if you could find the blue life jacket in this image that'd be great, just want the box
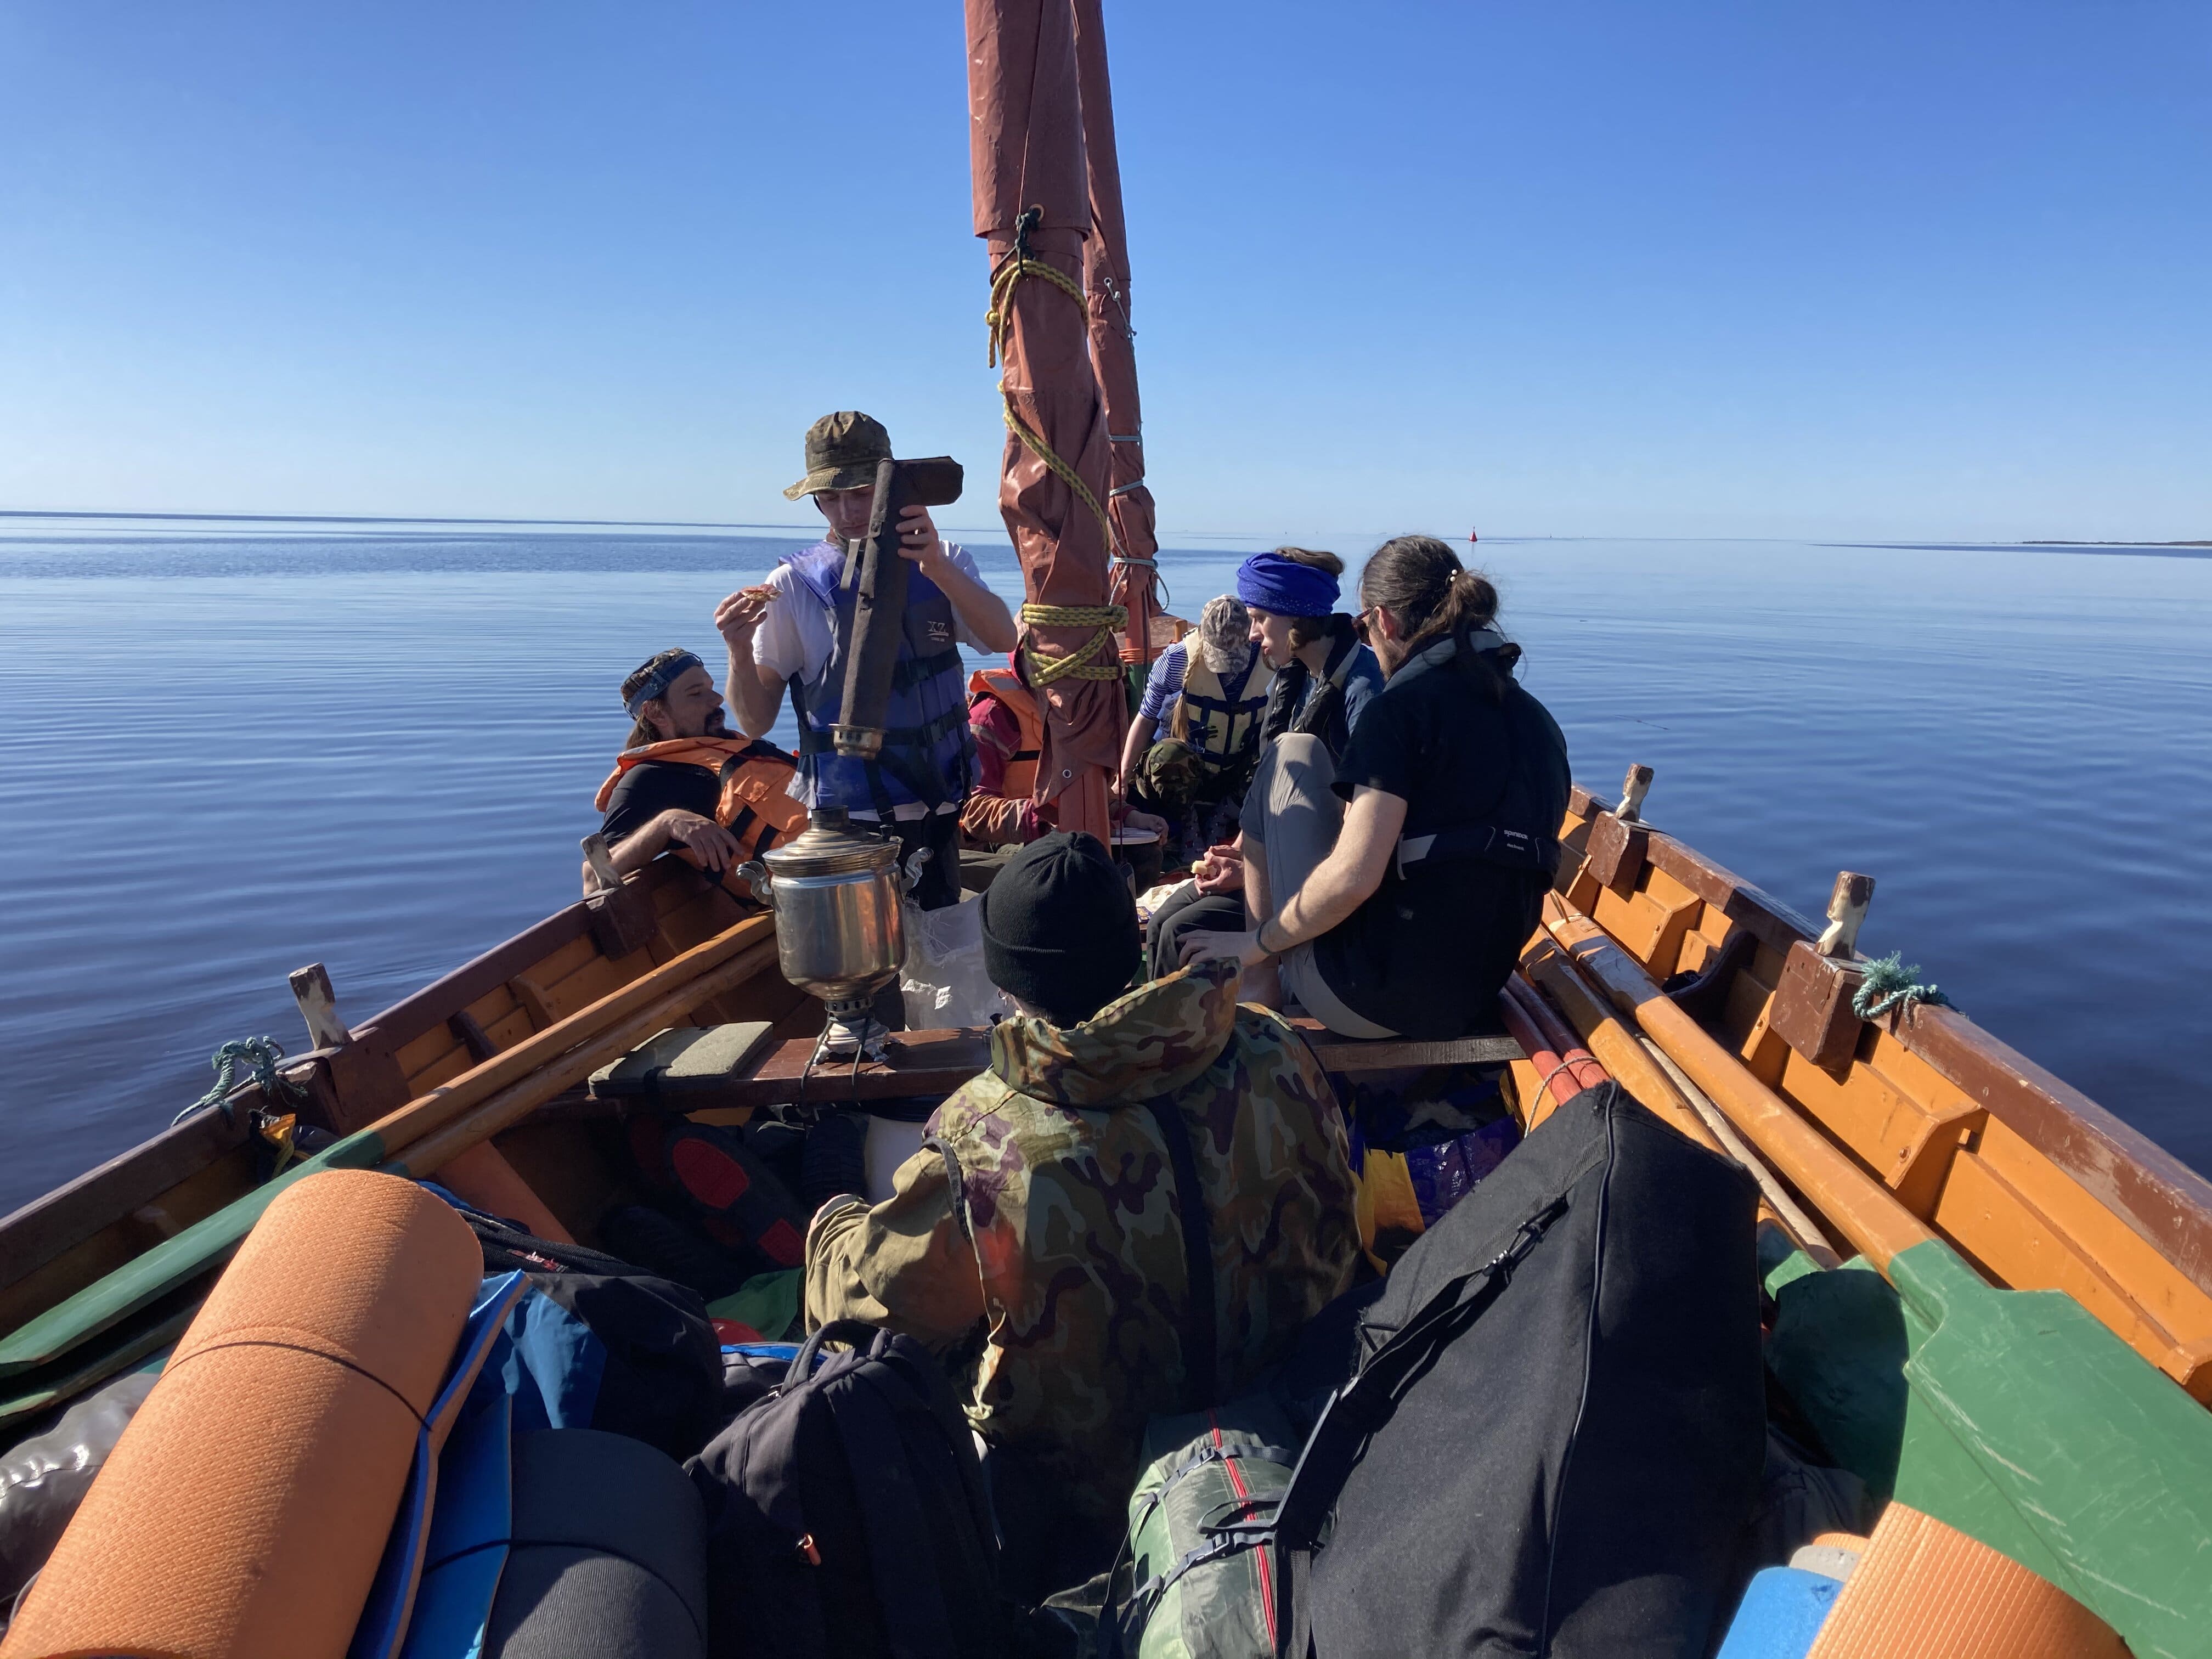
[782,538,977,815]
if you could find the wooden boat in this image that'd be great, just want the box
[7,4,2211,1654]
[5,764,2211,1652]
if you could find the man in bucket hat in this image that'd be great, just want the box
[714,411,1017,910]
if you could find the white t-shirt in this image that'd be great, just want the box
[752,540,994,820]
[752,540,995,685]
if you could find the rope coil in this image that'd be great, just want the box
[1851,952,1955,1020]
[173,1036,301,1127]
[1020,602,1128,685]
[985,207,1120,560]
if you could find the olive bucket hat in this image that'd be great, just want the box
[782,410,893,500]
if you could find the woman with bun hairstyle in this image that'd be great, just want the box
[1181,536,1569,1039]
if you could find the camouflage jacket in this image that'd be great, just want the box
[805,958,1361,1522]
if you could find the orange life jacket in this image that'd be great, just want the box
[595,737,810,874]
[967,665,1043,803]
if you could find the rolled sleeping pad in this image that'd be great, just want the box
[1804,1502,2128,1658]
[483,1429,707,1659]
[2,1170,484,1659]
[1714,1567,1844,1659]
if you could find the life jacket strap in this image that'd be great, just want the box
[1395,823,1562,879]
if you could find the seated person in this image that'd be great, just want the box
[590,647,807,893]
[805,831,1361,1578]
[1244,546,1385,760]
[961,651,1167,850]
[1117,596,1272,867]
[1180,536,1571,1040]
[1145,549,1383,977]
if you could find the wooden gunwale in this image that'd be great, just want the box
[1555,781,2212,1399]
[0,862,765,1321]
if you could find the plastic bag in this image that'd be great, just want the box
[2,1365,161,1605]
[900,890,1016,1030]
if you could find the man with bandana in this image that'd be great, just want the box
[713,412,1018,911]
[592,647,806,891]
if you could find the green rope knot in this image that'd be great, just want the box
[173,1036,300,1128]
[1851,952,1955,1021]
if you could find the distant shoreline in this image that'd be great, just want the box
[2025,539,2211,548]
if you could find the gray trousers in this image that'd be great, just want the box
[1245,735,1398,1039]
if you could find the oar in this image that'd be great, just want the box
[364,912,776,1163]
[1497,975,1609,1116]
[1520,935,1840,1265]
[374,935,780,1181]
[1518,944,1724,1155]
[1541,890,1934,1273]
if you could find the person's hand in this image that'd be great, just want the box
[1178,929,1270,970]
[896,504,946,573]
[1192,842,1244,895]
[664,810,743,873]
[1121,808,1169,838]
[715,585,772,649]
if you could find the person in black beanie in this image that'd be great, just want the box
[804,831,1361,1594]
[980,831,1142,1025]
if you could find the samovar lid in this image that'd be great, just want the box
[758,805,902,878]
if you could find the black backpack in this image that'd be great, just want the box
[1270,1082,1766,1658]
[687,1319,1007,1659]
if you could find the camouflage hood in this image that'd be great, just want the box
[985,960,1242,1109]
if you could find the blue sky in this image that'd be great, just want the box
[2,1,2205,541]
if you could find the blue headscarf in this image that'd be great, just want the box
[1235,551,1339,619]
[622,648,706,716]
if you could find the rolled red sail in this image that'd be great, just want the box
[966,0,1119,841]
[1071,0,1161,668]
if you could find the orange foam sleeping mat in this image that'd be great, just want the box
[1,1170,485,1659]
[1804,1502,2129,1659]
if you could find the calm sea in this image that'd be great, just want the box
[1,522,2207,1216]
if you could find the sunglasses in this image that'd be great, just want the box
[1351,605,1378,644]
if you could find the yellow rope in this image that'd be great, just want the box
[1020,602,1128,685]
[985,233,1119,559]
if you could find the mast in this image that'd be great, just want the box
[1071,0,1161,670]
[965,0,1119,843]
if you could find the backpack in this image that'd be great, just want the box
[687,1319,1007,1659]
[1270,1082,1765,1658]
[511,1271,725,1463]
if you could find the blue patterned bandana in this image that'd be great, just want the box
[622,649,704,716]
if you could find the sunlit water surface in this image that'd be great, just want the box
[1,524,2206,1215]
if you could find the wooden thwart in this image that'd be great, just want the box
[577,1023,1523,1111]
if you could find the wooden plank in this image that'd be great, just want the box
[1776,1036,1976,1199]
[1932,1149,2206,1396]
[394,1025,465,1082]
[535,953,633,1025]
[1894,1001,2212,1304]
[0,1111,253,1296]
[1641,832,1824,952]
[357,903,597,1051]
[509,970,557,1029]
[580,1024,1528,1114]
[603,1030,996,1109]
[1307,1035,1523,1071]
[1590,882,1699,979]
[1970,1115,2212,1350]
